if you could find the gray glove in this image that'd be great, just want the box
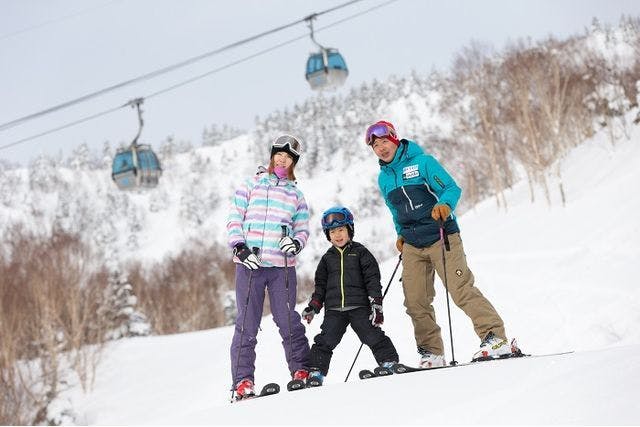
[369,296,384,327]
[301,299,322,324]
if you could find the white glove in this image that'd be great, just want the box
[279,236,301,255]
[233,244,260,270]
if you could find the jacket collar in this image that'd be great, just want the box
[379,139,424,168]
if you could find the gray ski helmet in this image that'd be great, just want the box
[271,134,302,164]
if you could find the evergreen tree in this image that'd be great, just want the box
[101,272,151,340]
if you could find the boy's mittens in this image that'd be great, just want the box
[369,296,384,327]
[301,299,322,324]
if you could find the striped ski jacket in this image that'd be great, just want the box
[227,170,310,267]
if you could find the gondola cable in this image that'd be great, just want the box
[0,0,399,152]
[0,0,365,133]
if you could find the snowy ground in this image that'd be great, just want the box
[59,128,640,425]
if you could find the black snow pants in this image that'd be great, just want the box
[309,306,398,376]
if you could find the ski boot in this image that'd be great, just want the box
[235,378,255,400]
[472,332,512,361]
[418,347,446,368]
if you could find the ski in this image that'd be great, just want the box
[233,382,280,402]
[391,350,574,375]
[374,366,393,376]
[307,377,323,388]
[286,379,306,391]
[358,366,393,380]
[358,369,375,379]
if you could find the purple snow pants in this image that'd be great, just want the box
[230,264,310,385]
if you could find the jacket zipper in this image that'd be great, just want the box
[337,247,345,308]
[259,180,270,255]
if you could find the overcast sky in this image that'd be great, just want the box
[1,0,639,166]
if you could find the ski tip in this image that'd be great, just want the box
[261,383,280,394]
[373,366,393,376]
[286,379,306,391]
[358,369,375,379]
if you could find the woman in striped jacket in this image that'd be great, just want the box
[227,134,311,399]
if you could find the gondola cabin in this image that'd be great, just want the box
[305,48,348,91]
[112,144,162,190]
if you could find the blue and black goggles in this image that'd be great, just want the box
[321,209,354,230]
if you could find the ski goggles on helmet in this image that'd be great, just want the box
[365,122,397,146]
[321,211,352,229]
[272,135,302,157]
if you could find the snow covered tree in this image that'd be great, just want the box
[28,154,60,192]
[67,143,92,170]
[101,272,151,340]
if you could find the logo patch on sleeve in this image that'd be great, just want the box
[402,165,420,180]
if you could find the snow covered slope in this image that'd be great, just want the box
[54,116,640,424]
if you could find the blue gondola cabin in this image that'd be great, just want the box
[305,48,348,91]
[112,144,162,190]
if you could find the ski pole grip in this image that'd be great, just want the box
[281,225,288,238]
[252,247,259,256]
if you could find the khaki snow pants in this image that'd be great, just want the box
[401,233,506,355]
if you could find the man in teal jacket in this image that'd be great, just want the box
[366,120,513,367]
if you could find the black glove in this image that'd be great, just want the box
[233,244,260,270]
[301,299,322,324]
[279,236,301,255]
[369,296,383,327]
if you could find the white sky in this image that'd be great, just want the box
[1,0,640,165]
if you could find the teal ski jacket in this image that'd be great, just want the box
[377,139,461,248]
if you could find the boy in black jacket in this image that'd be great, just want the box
[301,206,399,386]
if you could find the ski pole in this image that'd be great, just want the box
[230,246,259,402]
[281,225,294,374]
[344,254,402,382]
[438,220,457,366]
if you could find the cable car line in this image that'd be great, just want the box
[0,0,365,134]
[0,105,123,152]
[0,0,398,153]
[147,0,398,99]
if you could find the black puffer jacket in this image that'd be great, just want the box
[311,241,382,310]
